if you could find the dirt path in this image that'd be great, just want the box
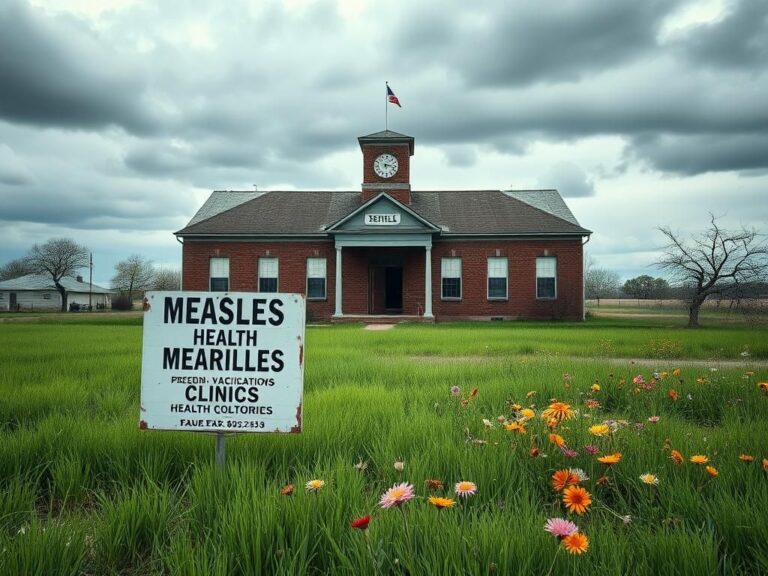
[406,354,768,368]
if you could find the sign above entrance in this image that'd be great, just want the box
[365,213,401,226]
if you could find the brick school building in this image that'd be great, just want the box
[176,130,591,322]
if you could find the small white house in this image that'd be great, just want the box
[0,274,113,311]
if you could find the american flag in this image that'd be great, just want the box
[387,84,401,107]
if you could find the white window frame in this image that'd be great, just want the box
[258,257,279,293]
[209,257,230,292]
[536,256,557,299]
[306,257,327,300]
[441,257,462,300]
[487,257,508,300]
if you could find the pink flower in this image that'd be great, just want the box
[379,483,415,509]
[561,448,579,459]
[648,416,660,423]
[632,375,646,386]
[544,518,579,539]
[450,386,461,397]
[454,481,477,497]
[584,444,600,455]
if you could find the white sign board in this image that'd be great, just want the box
[365,213,401,225]
[140,291,305,433]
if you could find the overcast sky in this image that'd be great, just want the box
[1,0,766,286]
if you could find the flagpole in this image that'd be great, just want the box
[385,81,388,130]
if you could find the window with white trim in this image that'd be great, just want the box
[441,257,462,299]
[258,257,278,292]
[536,257,557,299]
[306,257,326,299]
[487,257,508,299]
[209,257,229,292]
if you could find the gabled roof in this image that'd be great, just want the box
[0,274,113,293]
[326,193,441,232]
[176,190,591,237]
[503,189,580,226]
[187,191,264,226]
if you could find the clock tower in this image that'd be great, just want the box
[358,130,415,204]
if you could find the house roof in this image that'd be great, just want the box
[176,189,591,238]
[0,274,113,293]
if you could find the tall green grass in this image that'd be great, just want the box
[0,320,767,574]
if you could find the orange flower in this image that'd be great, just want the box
[670,450,684,465]
[552,469,580,492]
[763,459,768,472]
[758,382,768,392]
[549,433,566,448]
[739,454,754,463]
[597,453,622,465]
[690,454,709,465]
[668,389,679,401]
[595,475,610,486]
[530,447,540,457]
[562,532,589,555]
[425,479,443,491]
[547,418,559,430]
[562,486,592,515]
[470,387,479,397]
[280,484,294,496]
[541,402,575,423]
[705,466,718,477]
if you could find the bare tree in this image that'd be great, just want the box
[112,255,155,300]
[152,267,181,290]
[0,258,35,281]
[584,258,620,305]
[657,214,768,327]
[26,238,90,311]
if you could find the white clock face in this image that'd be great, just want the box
[373,153,399,178]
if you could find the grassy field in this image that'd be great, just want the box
[1,315,767,575]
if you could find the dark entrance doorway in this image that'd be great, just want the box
[9,292,17,311]
[384,266,403,312]
[368,256,404,315]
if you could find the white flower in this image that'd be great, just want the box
[394,460,405,472]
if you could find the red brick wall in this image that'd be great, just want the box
[430,240,584,320]
[182,238,584,321]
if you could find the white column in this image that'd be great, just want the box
[334,246,343,317]
[424,245,434,318]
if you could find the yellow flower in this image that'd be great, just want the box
[562,532,589,555]
[591,383,600,392]
[639,473,659,485]
[597,453,622,465]
[690,455,709,465]
[520,408,535,419]
[510,403,522,411]
[305,479,325,491]
[588,424,610,437]
[672,368,681,377]
[503,421,527,434]
[428,496,456,509]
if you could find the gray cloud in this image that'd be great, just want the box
[0,1,154,133]
[539,162,595,198]
[676,0,768,69]
[627,133,768,175]
[395,0,683,87]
